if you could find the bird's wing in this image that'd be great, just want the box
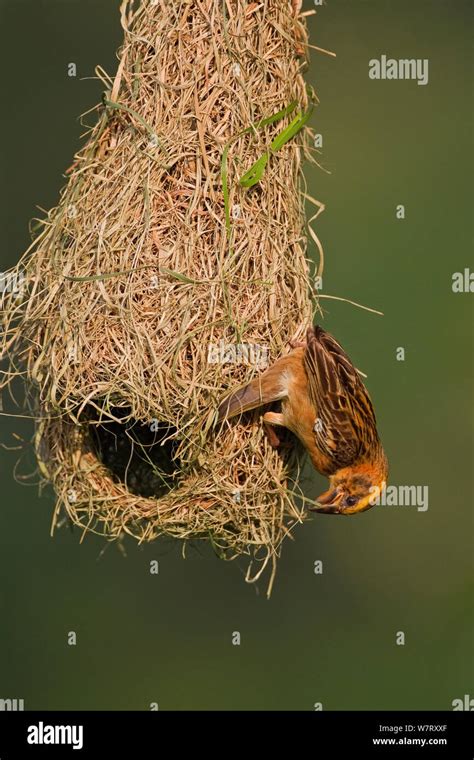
[217,358,290,421]
[304,325,379,471]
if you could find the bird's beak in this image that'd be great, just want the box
[311,486,344,514]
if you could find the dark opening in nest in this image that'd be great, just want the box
[85,406,181,498]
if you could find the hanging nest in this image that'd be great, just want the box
[1,0,324,592]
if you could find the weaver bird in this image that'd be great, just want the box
[217,325,388,515]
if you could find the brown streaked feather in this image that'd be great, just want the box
[217,356,291,421]
[304,325,379,471]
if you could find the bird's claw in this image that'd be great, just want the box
[263,421,281,448]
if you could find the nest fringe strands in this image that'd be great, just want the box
[1,0,322,592]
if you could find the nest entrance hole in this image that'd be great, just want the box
[85,405,181,498]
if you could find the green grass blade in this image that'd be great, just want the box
[220,100,299,242]
[239,100,315,188]
[238,154,269,188]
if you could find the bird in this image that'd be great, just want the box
[217,325,388,515]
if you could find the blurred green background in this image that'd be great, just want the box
[0,0,472,710]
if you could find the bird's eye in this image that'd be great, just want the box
[345,495,359,507]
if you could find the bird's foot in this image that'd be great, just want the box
[262,411,289,449]
[263,421,281,448]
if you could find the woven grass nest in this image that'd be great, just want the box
[1,0,325,592]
